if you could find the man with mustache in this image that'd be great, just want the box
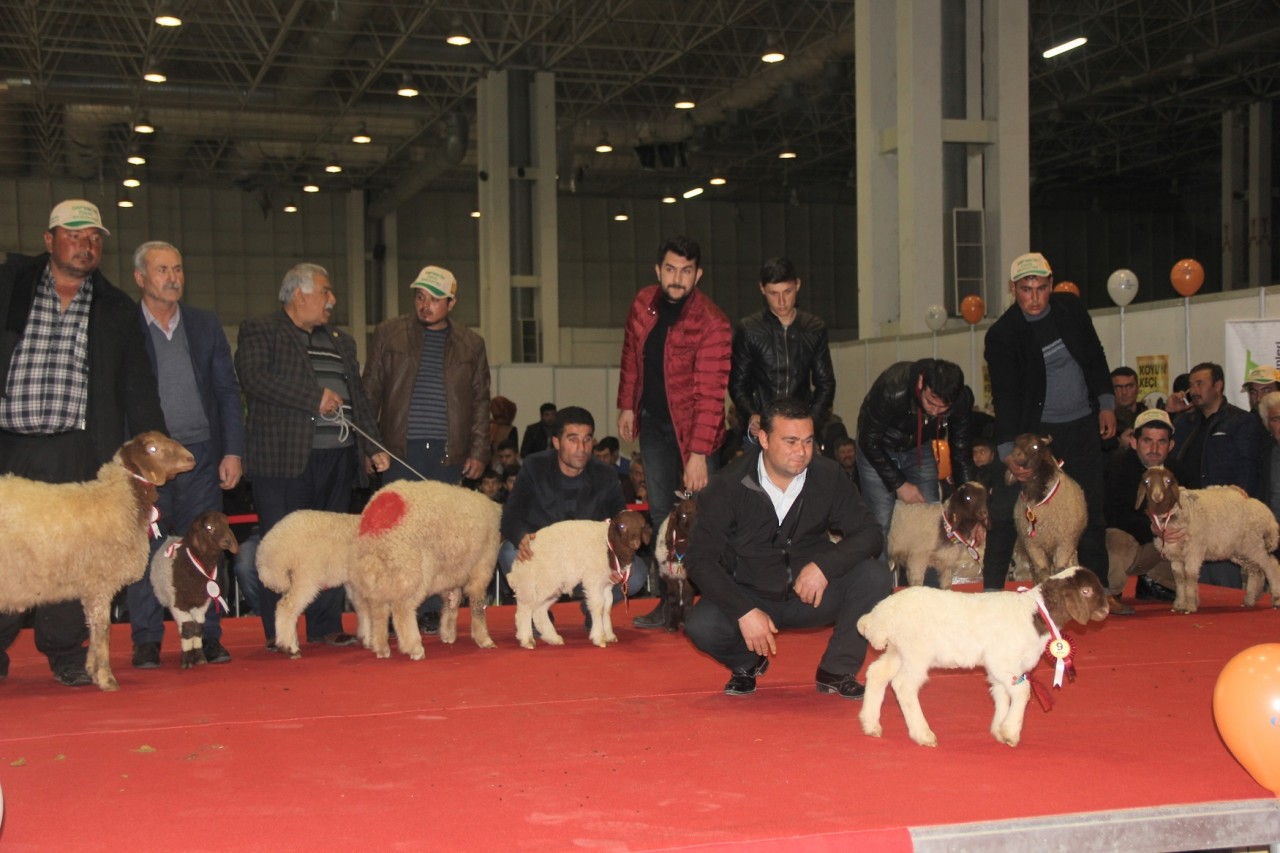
[235,263,389,649]
[617,236,732,629]
[124,241,244,669]
[0,200,166,687]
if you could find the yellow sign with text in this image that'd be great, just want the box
[1136,355,1168,400]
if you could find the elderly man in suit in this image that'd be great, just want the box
[235,263,389,649]
[125,241,246,669]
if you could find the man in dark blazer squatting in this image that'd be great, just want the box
[683,397,892,698]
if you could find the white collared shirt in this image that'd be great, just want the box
[757,453,807,524]
[141,301,182,340]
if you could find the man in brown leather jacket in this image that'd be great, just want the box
[363,265,492,631]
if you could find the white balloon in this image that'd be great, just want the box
[1107,268,1139,307]
[925,304,947,331]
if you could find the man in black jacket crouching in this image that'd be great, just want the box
[684,397,892,698]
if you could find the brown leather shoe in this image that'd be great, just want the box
[1107,594,1135,616]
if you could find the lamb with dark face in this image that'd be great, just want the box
[150,511,240,669]
[886,481,991,589]
[657,496,699,630]
[1007,433,1087,585]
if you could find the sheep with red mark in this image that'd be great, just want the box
[256,510,367,658]
[887,481,990,588]
[149,511,239,668]
[0,432,195,690]
[347,480,501,659]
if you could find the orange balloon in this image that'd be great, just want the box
[1171,258,1205,297]
[1053,281,1080,297]
[1213,643,1280,796]
[960,294,985,325]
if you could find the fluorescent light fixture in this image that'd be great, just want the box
[303,183,320,193]
[351,124,371,144]
[154,2,182,27]
[778,144,797,160]
[709,174,727,186]
[674,93,695,110]
[324,161,342,174]
[594,133,613,154]
[613,210,629,222]
[470,210,481,219]
[127,152,147,166]
[133,113,155,134]
[682,187,704,199]
[446,16,471,46]
[118,196,134,208]
[1042,37,1087,59]
[761,50,785,63]
[661,194,677,204]
[122,176,141,188]
[396,74,419,98]
[283,203,298,214]
[143,69,167,84]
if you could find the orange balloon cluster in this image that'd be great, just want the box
[960,295,985,325]
[1171,258,1205,297]
[1213,643,1280,796]
[1053,281,1080,297]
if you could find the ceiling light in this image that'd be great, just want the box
[446,16,472,46]
[682,187,704,199]
[396,74,419,98]
[118,194,134,209]
[613,209,629,222]
[143,69,167,84]
[303,183,320,193]
[709,172,727,186]
[154,2,182,27]
[594,132,613,154]
[283,203,298,214]
[470,210,481,219]
[122,176,141,188]
[778,142,797,159]
[324,159,343,174]
[661,192,677,204]
[761,36,785,64]
[674,91,695,110]
[133,113,155,134]
[127,152,147,166]
[1042,37,1087,59]
[351,124,371,144]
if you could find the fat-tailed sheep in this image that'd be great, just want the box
[1136,465,1280,613]
[1009,433,1086,583]
[149,511,239,668]
[858,566,1108,747]
[348,480,501,660]
[0,432,195,690]
[887,482,990,588]
[510,509,649,649]
[256,510,365,658]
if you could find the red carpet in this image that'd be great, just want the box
[1,581,1276,851]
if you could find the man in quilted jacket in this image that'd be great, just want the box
[617,236,732,629]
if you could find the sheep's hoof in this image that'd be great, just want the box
[287,649,302,660]
[374,647,391,659]
[407,647,425,661]
[96,676,119,692]
[910,730,937,748]
[476,638,497,650]
[860,722,882,738]
[605,634,618,645]
[518,638,536,650]
[543,634,565,646]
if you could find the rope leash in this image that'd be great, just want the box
[321,408,430,482]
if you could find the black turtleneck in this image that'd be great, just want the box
[641,294,687,424]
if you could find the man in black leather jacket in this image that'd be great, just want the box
[855,359,975,535]
[729,257,835,442]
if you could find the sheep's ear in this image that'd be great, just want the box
[641,523,653,546]
[1134,480,1148,510]
[1040,434,1053,447]
[1064,579,1098,625]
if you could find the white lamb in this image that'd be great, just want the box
[348,480,501,660]
[255,510,366,658]
[857,566,1109,747]
[509,510,649,649]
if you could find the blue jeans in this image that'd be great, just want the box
[384,439,463,616]
[233,532,262,614]
[127,439,226,644]
[857,445,940,534]
[639,413,720,531]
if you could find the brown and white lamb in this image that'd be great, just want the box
[255,510,365,658]
[149,511,239,668]
[0,432,195,690]
[858,566,1108,747]
[1136,465,1280,614]
[887,482,990,588]
[1009,433,1086,583]
[655,497,698,631]
[348,480,501,660]
[509,509,650,649]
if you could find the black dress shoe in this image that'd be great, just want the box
[724,655,770,696]
[1135,575,1177,602]
[131,642,161,669]
[633,599,669,630]
[816,667,865,700]
[53,662,93,687]
[308,631,358,647]
[418,612,441,635]
[202,639,232,664]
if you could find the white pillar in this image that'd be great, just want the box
[476,71,513,365]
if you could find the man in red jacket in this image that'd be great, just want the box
[618,235,732,629]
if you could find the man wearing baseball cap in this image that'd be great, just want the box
[982,251,1115,591]
[363,264,491,634]
[1103,408,1179,611]
[1241,365,1278,412]
[0,199,166,687]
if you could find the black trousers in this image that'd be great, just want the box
[684,559,893,677]
[0,430,101,675]
[983,414,1109,589]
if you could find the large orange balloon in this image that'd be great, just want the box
[1053,281,1080,297]
[1171,258,1205,297]
[1212,643,1280,796]
[960,294,985,325]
